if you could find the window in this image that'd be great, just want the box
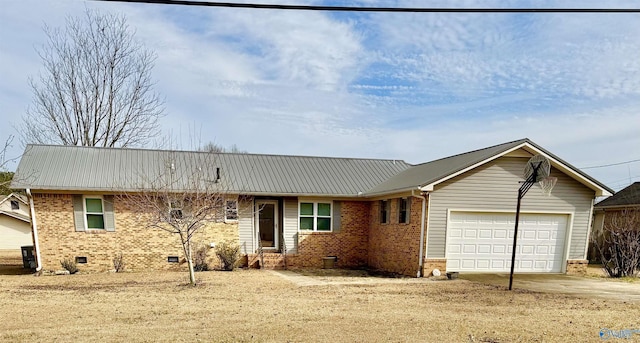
[380,200,389,224]
[84,197,105,229]
[398,198,409,224]
[225,199,238,221]
[10,200,19,210]
[299,202,332,232]
[169,201,183,219]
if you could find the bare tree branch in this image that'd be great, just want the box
[592,208,640,277]
[117,150,235,285]
[20,9,164,148]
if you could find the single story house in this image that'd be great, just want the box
[11,138,612,276]
[0,193,32,251]
[590,182,640,261]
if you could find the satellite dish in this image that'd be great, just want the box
[523,155,550,182]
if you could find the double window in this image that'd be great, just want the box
[84,197,105,229]
[299,202,332,232]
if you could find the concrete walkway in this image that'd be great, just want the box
[460,273,640,302]
[268,270,429,287]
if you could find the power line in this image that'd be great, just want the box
[581,158,640,170]
[93,0,640,13]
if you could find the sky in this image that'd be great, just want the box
[1,0,639,192]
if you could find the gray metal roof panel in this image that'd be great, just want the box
[364,139,528,195]
[12,145,411,196]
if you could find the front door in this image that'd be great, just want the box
[256,200,278,250]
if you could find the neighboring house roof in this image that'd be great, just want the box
[595,182,640,209]
[0,193,28,207]
[11,139,613,198]
[0,210,30,223]
[364,138,613,197]
[11,145,411,197]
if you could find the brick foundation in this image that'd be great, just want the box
[423,258,447,276]
[566,259,588,275]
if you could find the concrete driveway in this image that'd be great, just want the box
[460,273,640,302]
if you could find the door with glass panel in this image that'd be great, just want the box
[256,200,278,250]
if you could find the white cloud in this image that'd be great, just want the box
[1,0,639,191]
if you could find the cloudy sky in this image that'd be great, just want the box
[1,0,639,191]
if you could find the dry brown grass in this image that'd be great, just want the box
[1,262,638,343]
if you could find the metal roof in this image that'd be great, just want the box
[12,139,613,198]
[595,182,640,208]
[364,138,614,197]
[11,145,411,197]
[364,139,528,195]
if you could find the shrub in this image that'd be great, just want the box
[591,209,640,278]
[215,241,240,271]
[113,253,125,273]
[60,258,78,274]
[193,243,210,272]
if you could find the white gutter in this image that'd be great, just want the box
[412,189,427,277]
[26,189,42,271]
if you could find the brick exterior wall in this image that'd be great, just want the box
[368,197,425,277]
[33,194,238,272]
[566,259,588,275]
[287,201,370,269]
[423,259,447,277]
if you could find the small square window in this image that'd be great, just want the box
[167,256,179,263]
[10,200,19,210]
[75,256,87,264]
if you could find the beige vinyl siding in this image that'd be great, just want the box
[427,156,594,260]
[238,197,255,255]
[0,216,32,250]
[283,197,298,253]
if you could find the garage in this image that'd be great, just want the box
[446,212,568,273]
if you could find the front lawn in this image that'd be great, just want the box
[0,268,637,342]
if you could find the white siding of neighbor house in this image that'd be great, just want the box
[238,197,255,255]
[283,197,298,254]
[0,215,32,250]
[426,156,595,260]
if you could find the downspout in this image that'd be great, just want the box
[412,190,427,277]
[26,189,43,272]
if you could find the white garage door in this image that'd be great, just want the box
[446,212,568,273]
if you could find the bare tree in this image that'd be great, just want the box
[592,208,640,277]
[119,151,229,285]
[200,142,247,154]
[0,136,17,195]
[20,9,164,148]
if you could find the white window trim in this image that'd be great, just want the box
[298,200,332,232]
[83,195,105,230]
[225,198,239,223]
